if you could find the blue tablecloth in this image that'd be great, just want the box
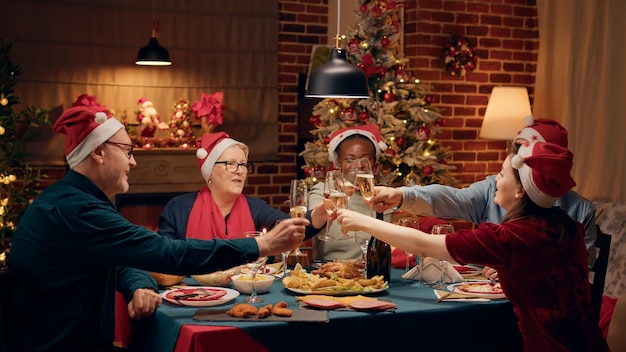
[130,269,521,351]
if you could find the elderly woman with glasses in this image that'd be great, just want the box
[158,132,327,240]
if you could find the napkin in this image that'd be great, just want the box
[401,257,463,283]
[434,289,491,302]
[296,295,396,312]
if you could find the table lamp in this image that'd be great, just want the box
[479,86,532,149]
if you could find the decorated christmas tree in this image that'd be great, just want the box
[168,98,194,147]
[300,0,456,187]
[0,40,49,248]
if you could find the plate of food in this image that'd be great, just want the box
[162,287,240,307]
[447,282,506,299]
[285,285,388,296]
[282,263,388,296]
[452,264,483,278]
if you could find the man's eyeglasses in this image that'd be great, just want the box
[214,161,253,173]
[104,141,134,159]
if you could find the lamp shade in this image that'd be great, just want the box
[479,86,532,140]
[136,37,171,66]
[305,48,369,99]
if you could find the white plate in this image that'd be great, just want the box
[285,285,388,296]
[452,265,483,278]
[239,266,277,275]
[447,283,506,299]
[162,287,240,307]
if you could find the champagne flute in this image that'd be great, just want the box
[317,170,343,242]
[274,220,290,278]
[354,157,375,217]
[397,216,420,271]
[341,159,357,202]
[244,230,267,303]
[431,224,454,290]
[289,179,308,266]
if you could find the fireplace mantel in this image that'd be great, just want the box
[127,148,206,194]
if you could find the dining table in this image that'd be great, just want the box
[126,268,522,352]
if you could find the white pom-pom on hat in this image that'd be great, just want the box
[523,115,534,127]
[196,148,208,160]
[511,154,525,170]
[94,112,107,124]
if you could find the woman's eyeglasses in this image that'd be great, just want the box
[104,141,134,159]
[214,161,253,173]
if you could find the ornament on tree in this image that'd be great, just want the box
[417,126,431,140]
[299,0,457,187]
[359,111,370,123]
[309,115,321,127]
[340,107,356,124]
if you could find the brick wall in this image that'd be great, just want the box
[408,0,539,185]
[37,0,538,214]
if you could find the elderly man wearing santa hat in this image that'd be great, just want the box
[9,95,309,352]
[369,117,597,272]
[308,124,394,261]
[337,141,609,351]
[158,132,327,241]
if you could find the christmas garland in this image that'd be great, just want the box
[442,35,477,77]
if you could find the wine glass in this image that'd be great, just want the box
[289,179,308,266]
[341,159,357,203]
[354,231,370,276]
[244,230,267,303]
[431,224,454,290]
[397,216,420,271]
[273,220,290,278]
[317,170,343,242]
[354,157,375,217]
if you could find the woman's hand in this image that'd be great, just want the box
[336,209,370,234]
[482,266,498,281]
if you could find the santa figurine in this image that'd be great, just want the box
[137,98,169,137]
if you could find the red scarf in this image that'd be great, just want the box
[186,186,255,240]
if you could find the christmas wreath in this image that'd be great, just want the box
[442,35,477,77]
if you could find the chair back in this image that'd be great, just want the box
[607,292,626,352]
[589,225,611,325]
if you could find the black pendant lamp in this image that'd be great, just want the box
[305,1,369,99]
[136,1,171,66]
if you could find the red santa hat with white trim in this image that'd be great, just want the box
[511,141,576,208]
[53,95,125,169]
[195,132,248,182]
[327,124,387,167]
[513,116,568,148]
